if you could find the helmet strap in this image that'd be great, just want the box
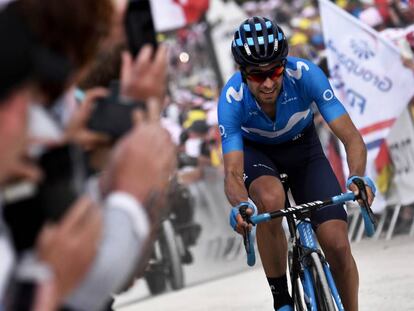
[240,68,247,83]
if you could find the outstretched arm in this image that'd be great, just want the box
[224,150,254,235]
[328,114,366,177]
[328,114,374,205]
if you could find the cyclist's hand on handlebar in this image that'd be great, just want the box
[349,184,374,206]
[235,208,253,235]
[347,176,376,206]
[229,202,257,236]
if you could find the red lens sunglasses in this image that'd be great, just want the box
[243,65,285,83]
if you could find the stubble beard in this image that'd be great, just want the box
[258,85,281,106]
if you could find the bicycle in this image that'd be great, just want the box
[144,180,202,295]
[144,217,185,295]
[240,174,376,311]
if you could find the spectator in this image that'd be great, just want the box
[0,1,176,311]
[63,45,175,311]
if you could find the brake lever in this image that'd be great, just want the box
[239,205,252,253]
[243,227,250,254]
[352,178,377,226]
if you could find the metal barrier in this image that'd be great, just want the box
[348,203,414,243]
[187,168,247,263]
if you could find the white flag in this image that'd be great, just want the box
[150,0,209,32]
[150,0,186,32]
[319,0,414,211]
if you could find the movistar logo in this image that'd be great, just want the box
[226,85,244,103]
[350,39,375,60]
[286,61,309,80]
[241,109,310,138]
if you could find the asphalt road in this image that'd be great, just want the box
[116,235,414,311]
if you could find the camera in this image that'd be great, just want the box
[85,0,159,140]
[87,81,145,140]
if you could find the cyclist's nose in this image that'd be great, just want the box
[262,77,275,88]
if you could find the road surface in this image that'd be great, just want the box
[116,235,414,311]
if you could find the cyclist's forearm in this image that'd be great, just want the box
[344,136,367,177]
[224,171,249,206]
[328,114,367,177]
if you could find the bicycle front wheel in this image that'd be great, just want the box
[160,219,185,290]
[310,252,335,311]
[288,248,306,311]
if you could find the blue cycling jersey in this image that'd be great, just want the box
[218,56,347,154]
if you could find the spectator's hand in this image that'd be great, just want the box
[0,157,43,186]
[131,96,163,126]
[120,44,168,102]
[88,145,112,172]
[100,94,175,281]
[102,120,176,281]
[104,120,176,220]
[36,196,102,302]
[64,88,111,150]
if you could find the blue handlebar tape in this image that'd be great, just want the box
[332,192,374,236]
[360,207,375,237]
[332,192,355,204]
[347,175,377,195]
[246,231,256,266]
[250,213,271,225]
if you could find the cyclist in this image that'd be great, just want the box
[218,16,375,311]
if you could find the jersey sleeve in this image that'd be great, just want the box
[304,61,347,123]
[217,78,244,154]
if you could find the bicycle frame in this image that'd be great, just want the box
[280,190,344,311]
[296,220,345,311]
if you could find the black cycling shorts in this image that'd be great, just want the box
[243,123,347,229]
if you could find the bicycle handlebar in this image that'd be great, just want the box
[238,205,257,266]
[243,227,256,266]
[241,189,376,267]
[351,178,376,237]
[250,192,355,225]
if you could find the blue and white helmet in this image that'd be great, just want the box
[231,16,288,67]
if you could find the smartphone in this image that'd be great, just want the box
[124,0,158,57]
[2,145,77,252]
[87,80,143,140]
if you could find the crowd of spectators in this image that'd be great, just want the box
[237,0,414,63]
[0,0,177,310]
[160,0,414,188]
[157,0,414,237]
